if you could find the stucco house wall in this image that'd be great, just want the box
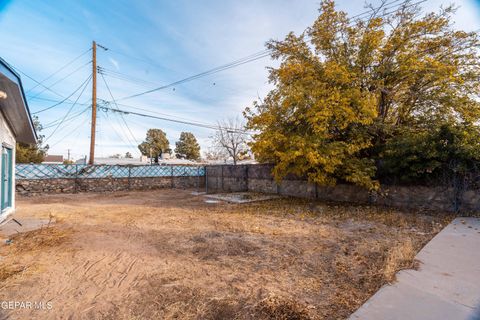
[0,110,16,218]
[0,57,37,224]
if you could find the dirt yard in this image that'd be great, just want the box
[0,189,453,319]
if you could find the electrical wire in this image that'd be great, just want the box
[102,47,173,73]
[372,0,428,21]
[27,60,92,101]
[99,65,246,96]
[43,105,91,129]
[99,72,139,147]
[101,111,138,154]
[98,67,158,87]
[114,50,271,101]
[98,102,224,130]
[32,75,92,114]
[25,47,91,93]
[99,105,251,134]
[13,67,74,102]
[349,0,423,23]
[33,94,226,130]
[104,0,427,103]
[98,99,222,124]
[27,95,91,106]
[349,0,404,21]
[45,74,92,142]
[48,112,90,148]
[59,122,86,153]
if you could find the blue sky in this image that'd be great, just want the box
[0,0,479,160]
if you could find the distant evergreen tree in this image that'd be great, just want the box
[138,129,170,158]
[175,132,201,160]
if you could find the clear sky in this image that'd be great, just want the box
[0,0,479,160]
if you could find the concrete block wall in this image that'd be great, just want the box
[206,165,248,193]
[205,164,479,213]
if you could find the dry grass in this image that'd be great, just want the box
[0,264,25,281]
[0,190,453,320]
[384,238,417,282]
[7,226,72,253]
[0,225,72,288]
[253,296,311,320]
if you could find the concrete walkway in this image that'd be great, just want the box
[350,217,480,320]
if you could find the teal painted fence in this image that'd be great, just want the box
[16,164,205,180]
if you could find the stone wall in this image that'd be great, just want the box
[17,163,480,212]
[16,176,205,195]
[206,164,480,213]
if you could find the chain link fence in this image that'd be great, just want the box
[16,164,205,180]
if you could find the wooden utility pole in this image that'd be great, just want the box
[88,41,97,165]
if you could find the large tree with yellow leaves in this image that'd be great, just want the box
[245,0,480,189]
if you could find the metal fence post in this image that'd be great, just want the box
[245,165,249,192]
[74,164,78,193]
[171,166,174,188]
[275,167,280,194]
[128,165,132,190]
[205,166,209,193]
[196,166,199,192]
[221,165,224,192]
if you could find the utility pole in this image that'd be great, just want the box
[67,149,71,162]
[88,41,97,165]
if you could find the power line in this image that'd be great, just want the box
[373,0,428,20]
[43,105,90,129]
[35,94,225,127]
[27,60,92,101]
[349,0,416,23]
[98,99,221,124]
[105,0,426,103]
[99,72,139,147]
[45,74,92,142]
[103,47,173,73]
[114,50,271,101]
[27,95,91,105]
[25,48,91,94]
[99,105,251,134]
[100,111,139,154]
[97,66,158,87]
[48,112,90,148]
[13,67,74,102]
[349,0,403,21]
[66,113,90,151]
[98,101,226,130]
[98,105,214,130]
[32,75,93,114]
[99,65,247,96]
[110,113,140,153]
[35,96,214,127]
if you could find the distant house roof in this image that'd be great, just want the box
[0,57,37,144]
[76,157,200,166]
[43,155,64,163]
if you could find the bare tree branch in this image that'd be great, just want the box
[212,117,250,165]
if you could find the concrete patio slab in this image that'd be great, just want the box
[204,192,281,204]
[350,217,480,320]
[0,217,53,239]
